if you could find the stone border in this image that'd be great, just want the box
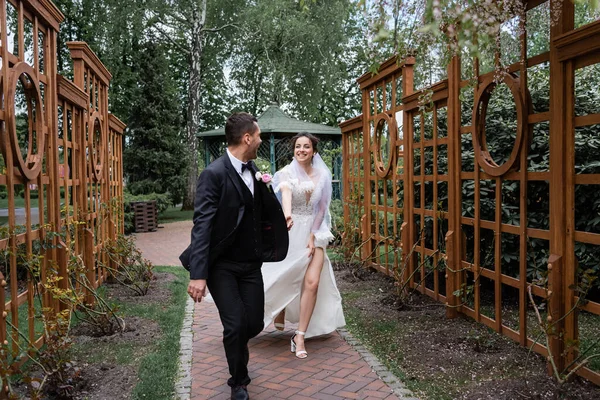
[175,297,195,400]
[337,328,420,400]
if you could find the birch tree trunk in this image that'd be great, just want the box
[182,0,206,210]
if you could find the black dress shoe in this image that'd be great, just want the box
[231,385,249,400]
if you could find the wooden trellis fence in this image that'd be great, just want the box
[341,0,600,384]
[0,0,124,374]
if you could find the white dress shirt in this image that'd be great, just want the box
[226,149,254,196]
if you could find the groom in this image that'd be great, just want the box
[185,112,288,400]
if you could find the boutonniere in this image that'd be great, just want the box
[255,171,273,188]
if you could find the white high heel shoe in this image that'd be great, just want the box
[274,322,285,331]
[290,330,307,359]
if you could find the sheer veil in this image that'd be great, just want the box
[272,153,334,247]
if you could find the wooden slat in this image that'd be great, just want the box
[574,113,600,127]
[574,174,600,185]
[528,112,550,124]
[576,298,600,314]
[554,19,600,62]
[573,230,600,245]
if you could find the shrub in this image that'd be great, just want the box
[100,234,154,296]
[330,199,344,245]
[123,191,171,234]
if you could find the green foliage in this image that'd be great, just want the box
[123,191,171,234]
[100,235,155,296]
[124,192,171,214]
[229,0,367,125]
[124,40,187,206]
[378,60,600,292]
[330,199,344,244]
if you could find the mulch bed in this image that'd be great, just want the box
[334,262,600,400]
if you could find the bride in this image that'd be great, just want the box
[262,132,345,359]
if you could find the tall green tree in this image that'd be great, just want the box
[54,0,146,122]
[229,0,368,125]
[123,41,187,203]
[148,0,243,210]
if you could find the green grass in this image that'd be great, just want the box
[71,266,189,399]
[130,266,189,399]
[6,296,45,358]
[0,196,26,209]
[158,207,193,224]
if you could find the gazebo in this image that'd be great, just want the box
[197,103,343,198]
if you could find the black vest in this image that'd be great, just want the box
[223,173,262,263]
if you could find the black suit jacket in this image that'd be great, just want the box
[180,154,289,279]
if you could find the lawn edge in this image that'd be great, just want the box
[337,327,420,400]
[175,296,195,399]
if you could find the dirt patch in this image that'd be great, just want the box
[104,272,175,304]
[71,316,161,347]
[11,271,176,399]
[68,274,174,399]
[335,263,600,400]
[74,364,137,400]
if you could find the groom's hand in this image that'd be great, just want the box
[188,279,207,303]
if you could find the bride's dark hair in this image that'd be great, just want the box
[291,132,319,153]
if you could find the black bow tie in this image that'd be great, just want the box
[241,161,253,173]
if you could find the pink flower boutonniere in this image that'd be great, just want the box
[255,171,273,188]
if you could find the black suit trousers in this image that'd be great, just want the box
[207,259,264,387]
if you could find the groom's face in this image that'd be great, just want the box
[246,122,262,160]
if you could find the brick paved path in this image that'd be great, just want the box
[192,301,399,400]
[135,221,400,400]
[133,220,192,266]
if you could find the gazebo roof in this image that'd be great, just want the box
[196,103,341,137]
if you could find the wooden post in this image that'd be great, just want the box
[360,214,368,261]
[549,0,574,373]
[361,88,372,264]
[547,254,565,373]
[445,230,458,318]
[84,229,96,305]
[402,59,415,288]
[400,221,410,285]
[446,51,462,318]
[57,241,69,312]
[0,270,6,400]
[341,126,350,258]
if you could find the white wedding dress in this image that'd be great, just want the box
[262,166,346,338]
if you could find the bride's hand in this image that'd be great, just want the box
[285,215,293,230]
[307,233,315,257]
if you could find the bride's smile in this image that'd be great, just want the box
[294,136,314,164]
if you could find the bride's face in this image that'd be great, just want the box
[294,137,314,164]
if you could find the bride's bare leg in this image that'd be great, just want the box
[294,248,325,354]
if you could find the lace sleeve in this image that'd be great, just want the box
[273,165,294,193]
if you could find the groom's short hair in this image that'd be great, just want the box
[225,112,258,146]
